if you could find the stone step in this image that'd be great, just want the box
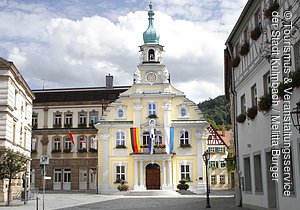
[176,190,197,195]
[126,190,180,196]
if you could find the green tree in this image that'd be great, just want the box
[198,95,231,129]
[0,150,29,206]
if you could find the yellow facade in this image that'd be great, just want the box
[95,4,208,194]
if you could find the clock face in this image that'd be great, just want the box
[146,73,157,83]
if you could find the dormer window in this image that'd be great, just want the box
[180,107,187,117]
[118,109,124,118]
[179,105,189,118]
[148,49,155,62]
[116,106,126,119]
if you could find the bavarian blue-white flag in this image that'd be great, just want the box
[148,128,155,154]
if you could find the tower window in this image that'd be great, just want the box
[148,49,155,61]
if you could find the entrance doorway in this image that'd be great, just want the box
[266,151,277,209]
[146,163,160,190]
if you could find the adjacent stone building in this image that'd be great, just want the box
[0,58,35,202]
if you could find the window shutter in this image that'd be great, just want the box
[216,161,219,168]
[216,147,219,153]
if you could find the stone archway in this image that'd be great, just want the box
[146,163,160,190]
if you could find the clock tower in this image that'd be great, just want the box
[134,2,170,85]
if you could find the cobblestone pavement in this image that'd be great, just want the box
[58,197,250,210]
[0,191,251,210]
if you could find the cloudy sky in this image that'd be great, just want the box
[0,0,247,103]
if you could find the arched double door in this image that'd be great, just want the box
[146,163,160,190]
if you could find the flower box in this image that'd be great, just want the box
[247,106,258,120]
[263,1,279,19]
[236,113,246,123]
[250,26,262,41]
[258,94,272,113]
[239,41,250,56]
[231,56,240,68]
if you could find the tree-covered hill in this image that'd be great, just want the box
[198,95,231,130]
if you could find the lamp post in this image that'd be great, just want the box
[202,150,211,208]
[291,100,300,133]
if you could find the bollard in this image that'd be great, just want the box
[36,197,39,210]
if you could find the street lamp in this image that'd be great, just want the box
[291,100,300,133]
[202,150,211,208]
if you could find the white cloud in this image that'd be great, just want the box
[1,0,247,102]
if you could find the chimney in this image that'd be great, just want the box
[222,121,225,136]
[106,74,113,89]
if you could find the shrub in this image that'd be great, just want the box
[51,149,61,153]
[148,114,157,118]
[250,26,262,40]
[177,180,189,191]
[240,41,250,56]
[258,94,272,112]
[247,106,258,120]
[231,56,240,68]
[117,184,129,191]
[236,113,246,123]
[63,148,71,153]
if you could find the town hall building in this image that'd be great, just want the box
[95,3,209,194]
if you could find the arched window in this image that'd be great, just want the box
[155,130,162,145]
[179,130,189,145]
[116,131,125,146]
[90,136,97,150]
[64,137,72,149]
[78,136,87,150]
[53,137,61,151]
[148,49,155,61]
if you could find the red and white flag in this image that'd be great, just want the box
[68,129,75,145]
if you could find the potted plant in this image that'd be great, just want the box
[247,106,258,120]
[250,26,262,41]
[63,148,71,153]
[78,123,87,128]
[231,56,240,68]
[89,148,97,153]
[53,123,62,128]
[78,148,87,153]
[239,41,250,56]
[211,181,217,185]
[64,123,72,128]
[220,180,225,184]
[236,113,246,123]
[258,94,272,112]
[116,144,126,149]
[263,0,279,19]
[177,179,189,191]
[148,114,158,118]
[51,149,61,153]
[180,143,191,148]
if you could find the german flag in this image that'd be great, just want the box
[130,128,141,153]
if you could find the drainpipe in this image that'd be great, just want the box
[226,43,242,207]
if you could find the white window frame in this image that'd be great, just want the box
[179,130,189,145]
[263,71,271,94]
[142,131,150,145]
[179,161,192,181]
[32,114,38,127]
[90,112,98,124]
[78,136,87,150]
[54,113,62,125]
[220,160,226,169]
[240,94,246,113]
[209,147,215,153]
[209,161,217,168]
[148,102,157,116]
[220,174,225,183]
[79,112,87,125]
[251,84,257,107]
[115,131,126,147]
[53,137,61,151]
[63,169,71,183]
[64,137,72,149]
[54,169,62,183]
[211,175,216,184]
[113,162,128,182]
[65,113,72,125]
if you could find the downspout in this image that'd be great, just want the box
[226,43,242,207]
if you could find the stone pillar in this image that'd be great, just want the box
[162,160,167,189]
[162,102,171,154]
[196,130,206,193]
[139,160,145,190]
[168,159,172,189]
[134,159,139,190]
